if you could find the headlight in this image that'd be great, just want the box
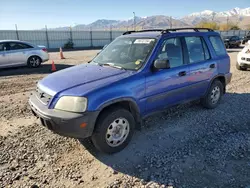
[55,96,87,113]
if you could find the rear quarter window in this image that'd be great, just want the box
[209,36,227,56]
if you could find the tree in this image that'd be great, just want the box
[230,25,241,30]
[219,24,230,31]
[196,21,219,30]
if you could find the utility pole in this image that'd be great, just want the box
[15,24,19,40]
[133,12,136,30]
[227,16,229,30]
[170,16,172,29]
[45,25,50,49]
[212,12,216,22]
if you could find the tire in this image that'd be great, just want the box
[78,137,96,151]
[27,56,42,68]
[236,63,247,71]
[201,80,223,109]
[91,107,135,154]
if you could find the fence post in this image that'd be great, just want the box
[110,26,112,43]
[15,24,19,40]
[69,26,73,42]
[45,25,50,49]
[90,27,93,48]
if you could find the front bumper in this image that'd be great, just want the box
[238,60,250,68]
[225,72,232,85]
[29,93,99,139]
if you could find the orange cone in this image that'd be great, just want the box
[51,60,57,72]
[59,47,65,59]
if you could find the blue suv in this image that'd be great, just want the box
[29,28,232,154]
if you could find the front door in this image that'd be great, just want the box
[145,37,190,114]
[6,42,27,65]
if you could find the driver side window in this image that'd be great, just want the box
[157,37,183,68]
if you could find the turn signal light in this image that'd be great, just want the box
[80,123,87,128]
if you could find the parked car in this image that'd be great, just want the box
[237,40,250,70]
[223,35,241,48]
[242,32,250,44]
[0,40,49,68]
[29,28,232,154]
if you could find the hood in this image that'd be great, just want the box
[38,64,132,96]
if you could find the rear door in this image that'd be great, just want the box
[184,36,217,99]
[0,42,9,67]
[235,36,241,45]
[6,42,31,65]
[231,36,238,46]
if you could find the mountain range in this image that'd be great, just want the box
[53,7,250,30]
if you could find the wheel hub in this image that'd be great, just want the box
[106,118,130,147]
[211,86,220,104]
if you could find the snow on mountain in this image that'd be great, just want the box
[187,7,250,18]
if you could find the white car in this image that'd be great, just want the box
[237,40,250,71]
[0,40,49,69]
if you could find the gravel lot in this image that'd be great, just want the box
[0,48,250,188]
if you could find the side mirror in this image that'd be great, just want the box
[154,59,170,69]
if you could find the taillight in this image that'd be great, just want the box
[42,48,47,52]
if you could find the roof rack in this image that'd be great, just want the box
[123,29,164,35]
[162,28,214,33]
[122,28,214,35]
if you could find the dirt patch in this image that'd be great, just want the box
[1,49,250,188]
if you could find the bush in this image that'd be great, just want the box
[64,39,74,49]
[230,25,240,30]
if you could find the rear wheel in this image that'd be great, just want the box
[201,80,223,109]
[27,56,41,68]
[91,107,135,154]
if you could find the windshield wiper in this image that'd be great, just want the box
[101,63,125,70]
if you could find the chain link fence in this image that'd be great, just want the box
[0,28,249,49]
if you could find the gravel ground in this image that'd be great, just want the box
[0,48,250,188]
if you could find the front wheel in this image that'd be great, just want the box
[27,56,41,68]
[91,107,135,154]
[201,80,223,109]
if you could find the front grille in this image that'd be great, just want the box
[35,87,52,105]
[247,58,250,62]
[40,118,53,130]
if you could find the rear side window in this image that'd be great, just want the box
[209,36,227,56]
[185,37,210,63]
[8,42,33,51]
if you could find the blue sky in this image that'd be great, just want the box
[0,0,249,30]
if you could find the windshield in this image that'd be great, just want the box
[91,37,156,70]
[223,36,232,40]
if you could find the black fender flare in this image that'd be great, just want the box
[97,98,142,130]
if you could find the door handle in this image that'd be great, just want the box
[178,71,186,77]
[209,64,215,68]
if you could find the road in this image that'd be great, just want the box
[1,48,250,188]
